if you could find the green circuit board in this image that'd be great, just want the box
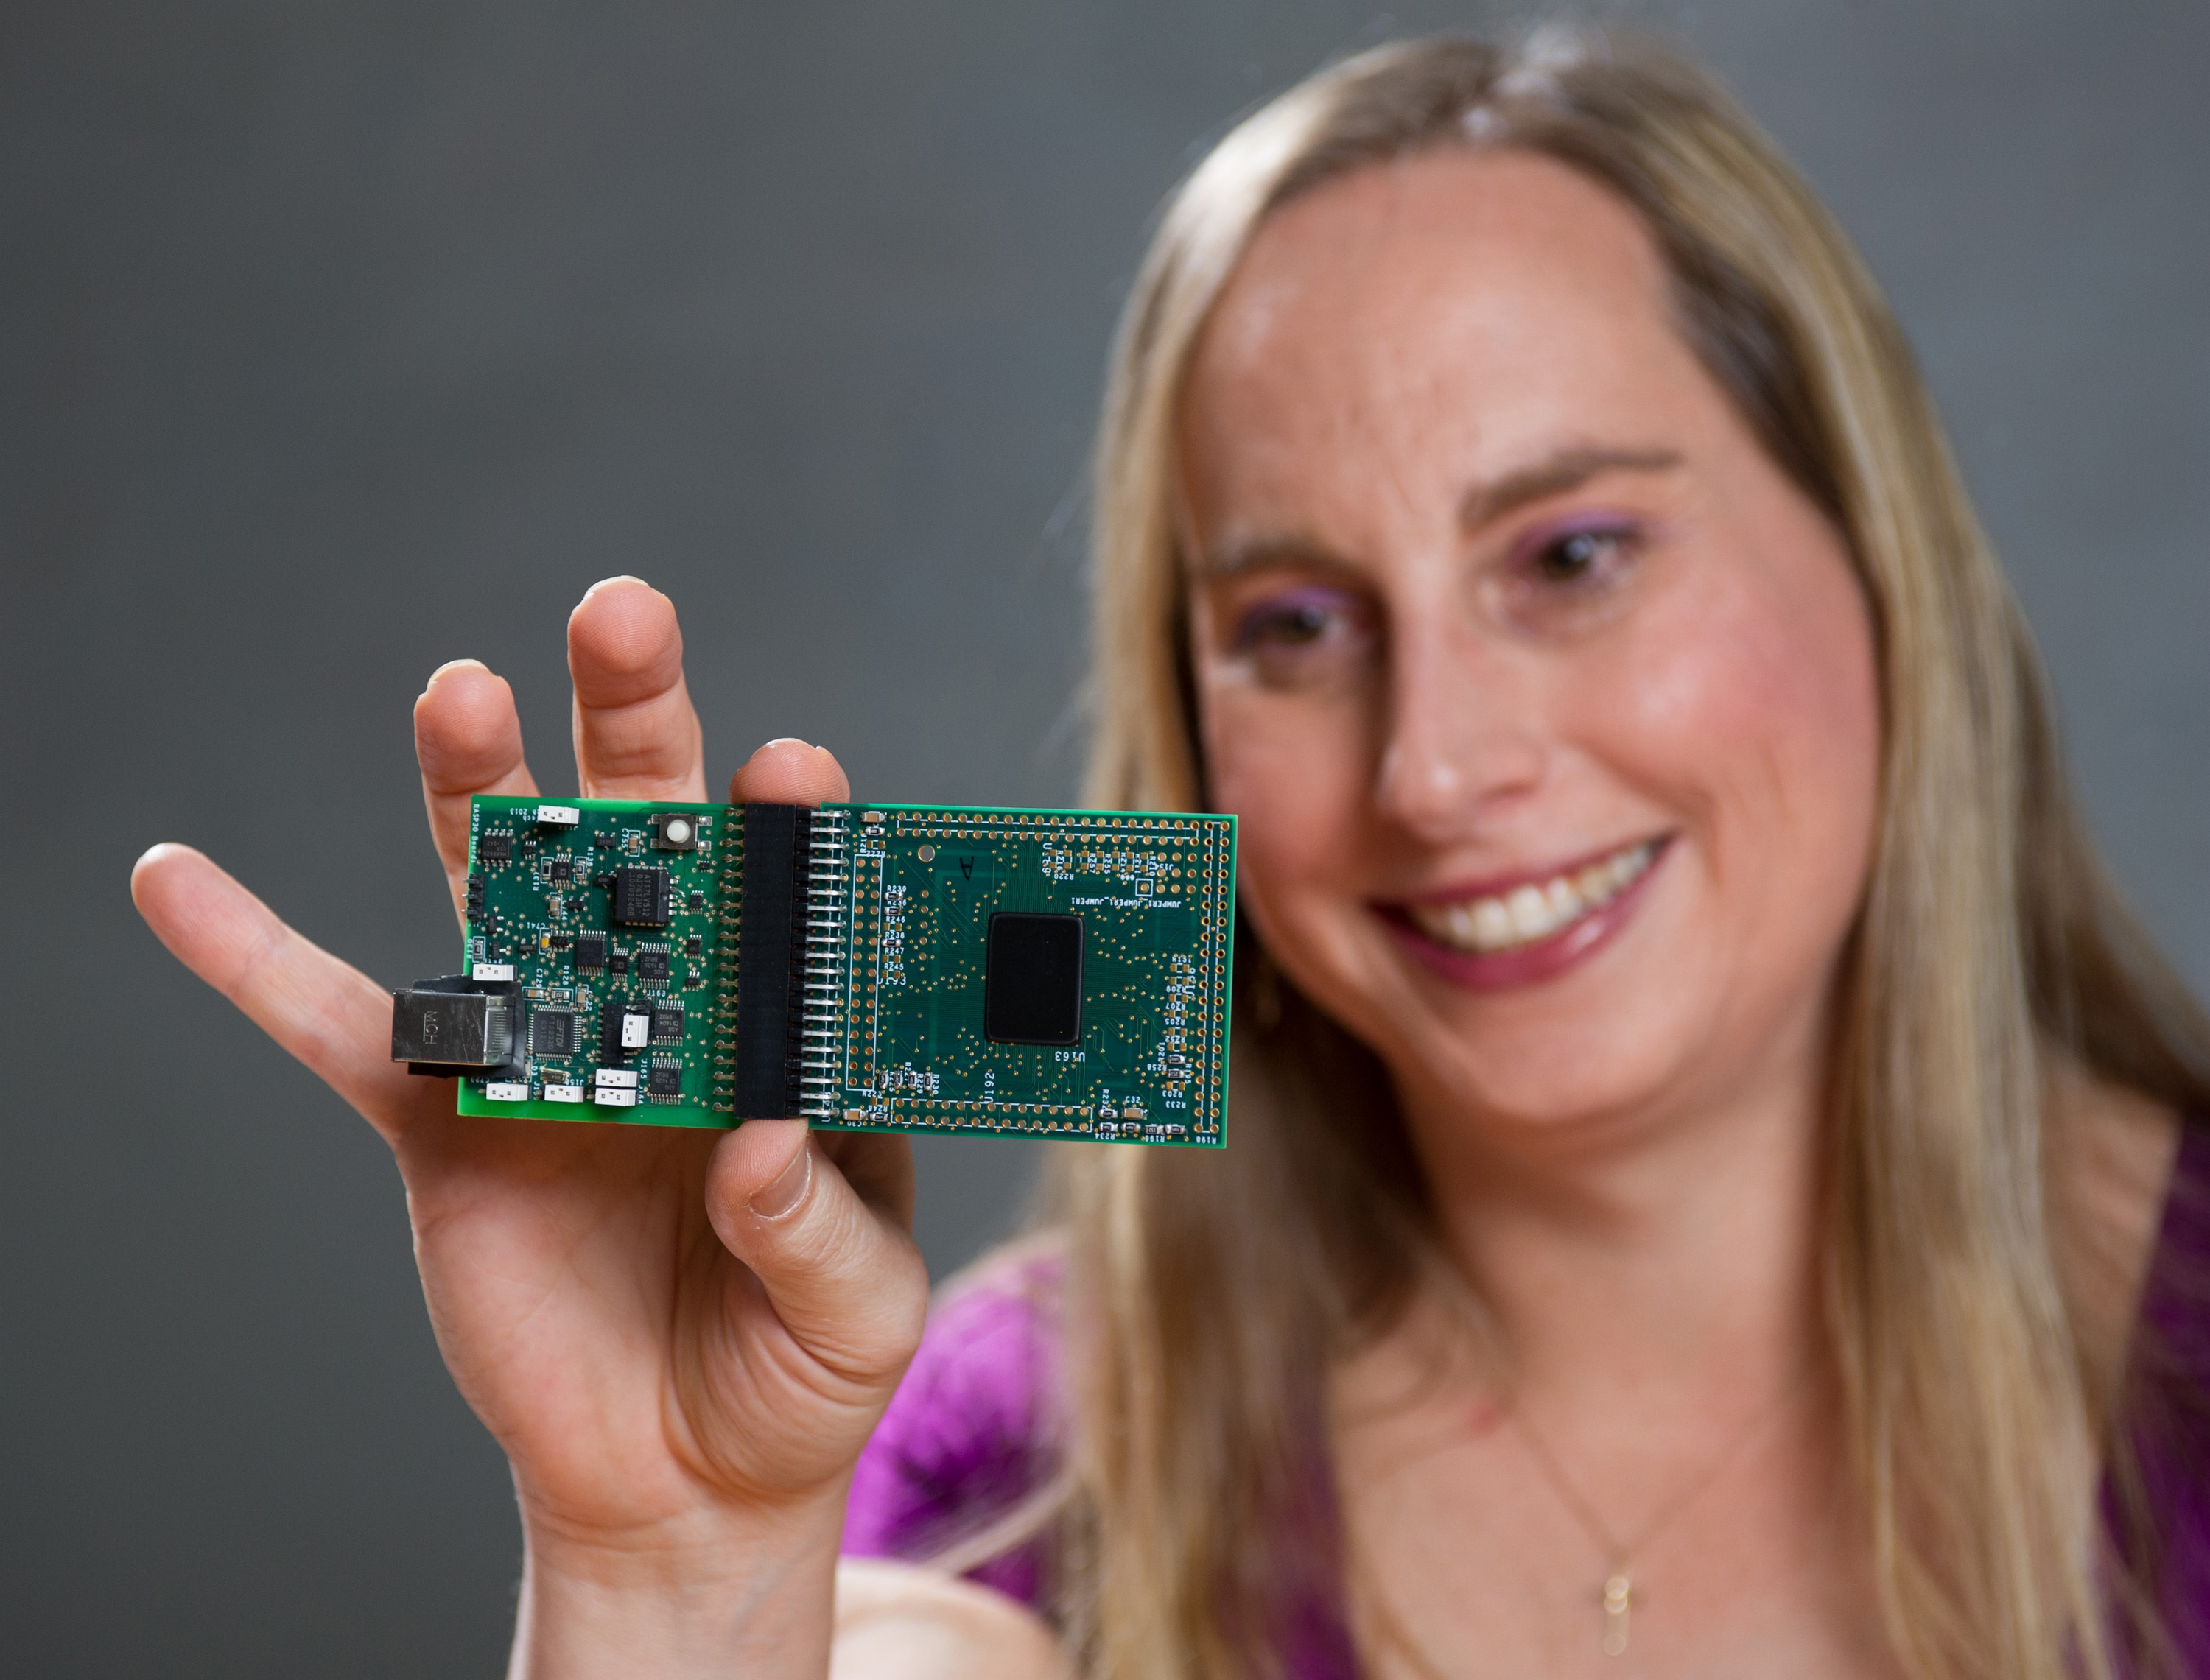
[413,796,1234,1147]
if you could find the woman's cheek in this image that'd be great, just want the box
[1203,689,1372,930]
[1584,558,1878,949]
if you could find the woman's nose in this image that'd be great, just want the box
[1372,632,1548,837]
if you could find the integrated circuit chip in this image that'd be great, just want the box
[529,1008,575,1058]
[636,949,670,983]
[985,913,1085,1045]
[574,932,606,971]
[613,867,670,926]
[479,833,514,863]
[650,1005,684,1041]
[647,1064,682,1096]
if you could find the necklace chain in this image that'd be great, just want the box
[1508,1366,1807,1656]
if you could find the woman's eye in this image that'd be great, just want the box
[1530,526,1631,585]
[1224,588,1373,684]
[1253,600,1333,644]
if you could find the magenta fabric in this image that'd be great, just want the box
[845,1124,2210,1676]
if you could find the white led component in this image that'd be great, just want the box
[471,962,515,982]
[542,1083,584,1103]
[620,1011,650,1049]
[484,1082,529,1102]
[594,1068,638,1089]
[537,804,580,826]
[593,1086,638,1108]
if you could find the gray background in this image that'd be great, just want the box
[4,2,2203,1672]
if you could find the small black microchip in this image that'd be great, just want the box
[574,932,606,971]
[648,1063,682,1096]
[549,858,572,882]
[684,935,702,957]
[529,1008,576,1057]
[613,866,671,926]
[650,1004,684,1041]
[611,949,629,976]
[984,913,1085,1046]
[687,890,705,913]
[636,949,670,982]
[480,833,514,863]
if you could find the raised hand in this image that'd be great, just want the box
[132,577,930,1678]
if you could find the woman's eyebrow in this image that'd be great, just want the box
[1189,533,1362,583]
[1456,445,1682,531]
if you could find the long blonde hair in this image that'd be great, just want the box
[995,30,2210,1679]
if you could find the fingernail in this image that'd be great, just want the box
[749,1143,813,1220]
[762,737,813,751]
[427,658,488,683]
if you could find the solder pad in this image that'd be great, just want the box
[439,797,1233,1147]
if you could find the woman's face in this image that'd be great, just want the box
[1180,149,1881,1146]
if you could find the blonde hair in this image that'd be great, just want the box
[978,30,2210,1679]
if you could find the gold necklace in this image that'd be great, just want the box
[1508,1370,1806,1657]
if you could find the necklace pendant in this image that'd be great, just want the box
[1602,1571,1632,1657]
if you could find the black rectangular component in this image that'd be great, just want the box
[648,1063,682,1096]
[734,803,812,1118]
[685,935,702,957]
[650,1005,685,1041]
[985,913,1085,1045]
[549,858,572,882]
[636,949,670,983]
[687,890,705,913]
[529,1008,575,1058]
[611,949,629,976]
[466,874,485,915]
[574,932,606,971]
[480,833,514,863]
[613,866,671,926]
[598,997,628,1063]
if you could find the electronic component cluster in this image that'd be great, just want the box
[390,795,1235,1147]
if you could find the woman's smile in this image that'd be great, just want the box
[1382,833,1671,991]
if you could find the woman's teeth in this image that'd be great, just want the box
[1408,840,1659,955]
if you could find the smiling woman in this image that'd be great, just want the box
[127,24,2209,1680]
[844,29,2210,1680]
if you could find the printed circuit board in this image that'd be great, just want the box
[389,797,1235,1147]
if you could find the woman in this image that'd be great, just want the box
[133,30,2207,1680]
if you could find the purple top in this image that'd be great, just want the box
[846,1125,2210,1676]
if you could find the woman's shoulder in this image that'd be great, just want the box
[843,1234,1069,1606]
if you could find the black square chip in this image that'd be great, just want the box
[984,912,1085,1045]
[647,1063,682,1096]
[650,1004,684,1041]
[636,948,670,983]
[574,932,606,971]
[529,1008,575,1057]
[613,866,672,926]
[479,832,513,863]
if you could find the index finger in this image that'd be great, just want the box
[131,843,425,1143]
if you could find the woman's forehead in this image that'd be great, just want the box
[1179,148,1713,528]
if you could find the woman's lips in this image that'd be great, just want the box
[1379,836,1672,992]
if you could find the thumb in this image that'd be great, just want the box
[704,1120,929,1386]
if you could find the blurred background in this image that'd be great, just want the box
[4,1,2203,1672]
